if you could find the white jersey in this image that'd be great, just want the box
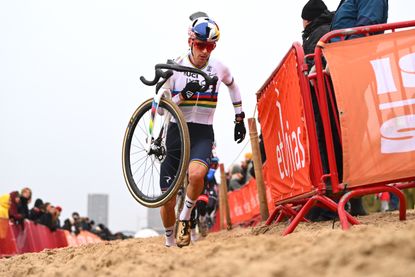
[166,54,243,125]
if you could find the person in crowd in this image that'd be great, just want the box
[300,0,338,222]
[378,192,390,212]
[228,164,244,191]
[0,191,17,238]
[331,0,388,41]
[38,203,59,231]
[17,187,32,220]
[96,223,113,241]
[80,217,93,231]
[302,0,334,67]
[240,152,253,184]
[28,198,45,221]
[62,218,73,233]
[71,212,82,234]
[8,191,24,226]
[159,11,246,248]
[55,206,62,229]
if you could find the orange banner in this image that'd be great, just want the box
[323,29,415,187]
[226,179,274,225]
[258,49,313,203]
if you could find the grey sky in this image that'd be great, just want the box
[0,1,412,232]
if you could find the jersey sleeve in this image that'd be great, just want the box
[219,62,243,115]
[162,71,182,105]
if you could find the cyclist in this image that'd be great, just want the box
[189,155,220,241]
[160,12,246,247]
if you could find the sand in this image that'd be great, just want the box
[1,210,415,277]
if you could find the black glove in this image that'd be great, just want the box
[181,80,201,100]
[234,112,246,144]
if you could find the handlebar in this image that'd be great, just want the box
[140,60,218,93]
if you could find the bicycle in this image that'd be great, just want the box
[122,60,218,208]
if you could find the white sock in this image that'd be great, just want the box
[165,226,175,247]
[179,195,196,221]
[190,228,198,242]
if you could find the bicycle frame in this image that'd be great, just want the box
[140,60,219,154]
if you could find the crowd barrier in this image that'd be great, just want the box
[220,20,415,235]
[0,219,101,257]
[226,179,274,226]
[313,20,415,230]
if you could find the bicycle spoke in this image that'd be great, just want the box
[138,155,150,192]
[166,153,182,162]
[132,135,147,150]
[131,153,148,167]
[147,157,157,197]
[131,148,146,155]
[132,154,150,177]
[123,98,189,206]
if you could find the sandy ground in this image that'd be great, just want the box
[1,211,415,277]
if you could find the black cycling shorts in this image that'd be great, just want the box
[160,122,214,191]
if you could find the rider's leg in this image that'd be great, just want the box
[179,161,208,220]
[176,161,208,247]
[159,123,181,247]
[161,197,177,247]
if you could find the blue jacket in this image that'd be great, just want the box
[331,0,388,31]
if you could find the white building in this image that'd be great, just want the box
[87,194,109,226]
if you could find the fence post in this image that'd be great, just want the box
[219,163,232,230]
[248,117,269,220]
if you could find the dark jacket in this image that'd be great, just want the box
[303,10,334,56]
[38,213,57,231]
[28,198,44,222]
[331,0,388,41]
[17,196,30,220]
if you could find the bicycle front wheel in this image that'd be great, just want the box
[122,98,190,208]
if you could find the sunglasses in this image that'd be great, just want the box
[193,41,216,52]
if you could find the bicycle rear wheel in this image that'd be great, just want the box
[122,98,190,208]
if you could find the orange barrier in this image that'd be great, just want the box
[323,29,415,187]
[257,48,314,204]
[0,218,19,256]
[0,220,101,257]
[312,20,415,230]
[226,179,274,226]
[64,230,101,246]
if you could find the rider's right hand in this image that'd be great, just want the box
[180,80,200,100]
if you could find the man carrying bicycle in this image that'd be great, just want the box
[160,12,246,247]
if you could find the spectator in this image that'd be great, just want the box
[17,187,32,220]
[97,223,113,241]
[62,218,74,233]
[302,0,334,67]
[300,0,338,222]
[80,217,92,231]
[378,192,390,212]
[228,164,244,191]
[8,191,24,226]
[331,0,388,41]
[38,203,59,231]
[71,212,82,234]
[241,152,253,184]
[0,192,14,238]
[29,198,45,221]
[55,206,62,229]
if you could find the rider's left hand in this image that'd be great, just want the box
[234,112,246,144]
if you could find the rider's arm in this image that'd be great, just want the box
[162,72,183,105]
[221,65,243,115]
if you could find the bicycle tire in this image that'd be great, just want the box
[122,98,190,208]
